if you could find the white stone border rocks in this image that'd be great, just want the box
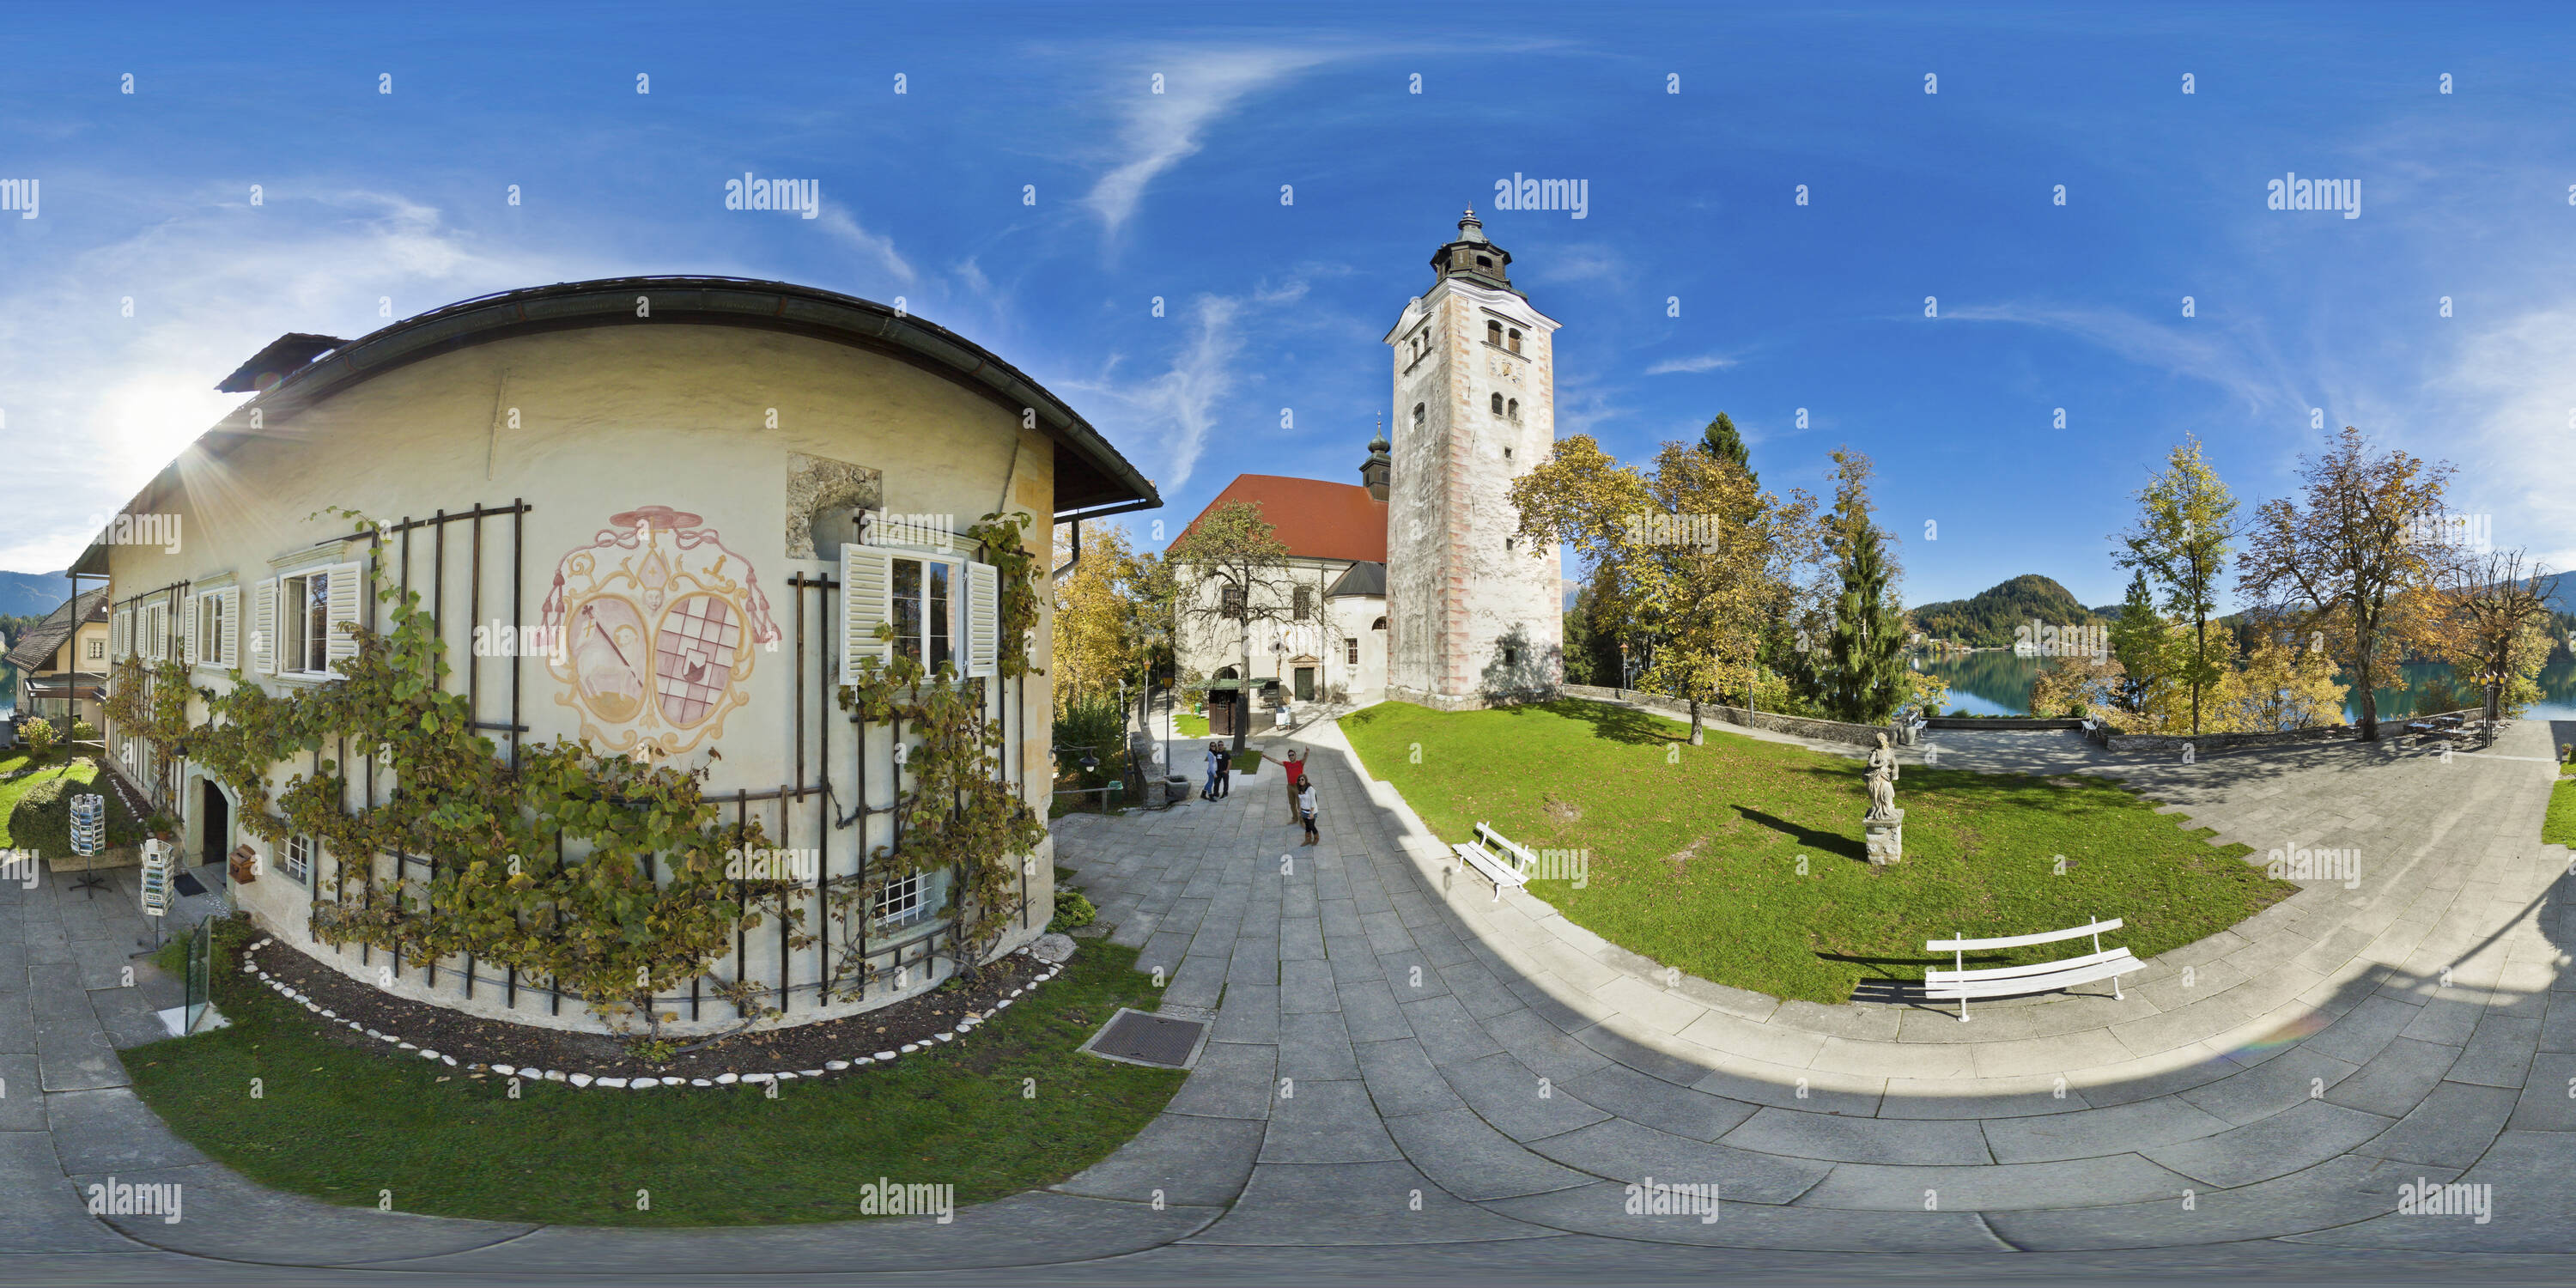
[234,936,1066,1091]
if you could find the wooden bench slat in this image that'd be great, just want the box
[1923,955,2141,999]
[1925,918,2123,952]
[1924,947,2135,986]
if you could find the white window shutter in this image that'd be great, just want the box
[222,591,239,670]
[180,593,197,665]
[252,580,277,675]
[966,562,999,678]
[324,562,365,676]
[112,609,128,659]
[841,544,892,677]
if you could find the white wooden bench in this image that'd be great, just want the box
[1452,822,1537,902]
[1923,917,2138,1021]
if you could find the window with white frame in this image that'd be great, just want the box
[86,638,105,661]
[283,569,330,674]
[282,835,313,884]
[841,544,998,684]
[874,871,932,928]
[196,590,230,667]
[889,555,955,673]
[1346,638,1358,665]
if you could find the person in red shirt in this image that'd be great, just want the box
[1282,749,1309,823]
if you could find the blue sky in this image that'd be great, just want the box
[3,2,2572,609]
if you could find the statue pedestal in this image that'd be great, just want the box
[1865,810,1905,866]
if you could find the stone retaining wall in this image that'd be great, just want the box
[2094,707,2488,756]
[1924,717,2085,731]
[1559,684,1887,748]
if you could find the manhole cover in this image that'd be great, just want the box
[1082,1008,1208,1069]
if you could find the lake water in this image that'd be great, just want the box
[1919,651,2576,722]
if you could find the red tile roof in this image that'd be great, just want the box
[1183,475,1388,564]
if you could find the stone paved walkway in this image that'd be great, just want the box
[1051,711,2576,1255]
[4,709,2573,1281]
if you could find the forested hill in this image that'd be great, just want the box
[1909,574,2104,647]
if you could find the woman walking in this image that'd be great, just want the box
[1297,776,1321,845]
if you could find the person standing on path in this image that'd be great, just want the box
[1281,748,1309,823]
[1213,740,1232,799]
[1297,777,1320,845]
[1203,740,1224,801]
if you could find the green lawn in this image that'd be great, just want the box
[126,920,1183,1226]
[1176,711,1208,738]
[1343,699,2293,1005]
[2546,775,2576,848]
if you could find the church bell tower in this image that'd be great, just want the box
[1379,210,1564,708]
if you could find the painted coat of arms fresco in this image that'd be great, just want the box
[538,506,781,758]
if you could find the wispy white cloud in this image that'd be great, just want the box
[1939,301,2312,422]
[1644,352,1739,375]
[1081,49,1333,241]
[1529,245,1624,287]
[2423,306,2576,572]
[817,206,917,287]
[1068,280,1307,497]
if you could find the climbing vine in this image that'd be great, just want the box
[104,508,1050,1029]
[825,512,1048,998]
[107,519,811,1030]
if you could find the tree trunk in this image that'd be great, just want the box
[1233,619,1251,756]
[2191,616,2204,735]
[1689,696,1704,746]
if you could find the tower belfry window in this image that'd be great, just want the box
[1491,393,1504,416]
[1507,328,1522,353]
[1486,320,1503,346]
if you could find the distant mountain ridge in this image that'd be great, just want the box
[0,571,72,618]
[1909,574,2104,647]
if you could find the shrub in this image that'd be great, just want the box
[1048,889,1098,935]
[19,718,56,758]
[9,764,145,861]
[70,720,98,741]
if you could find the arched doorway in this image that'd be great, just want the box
[192,775,235,872]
